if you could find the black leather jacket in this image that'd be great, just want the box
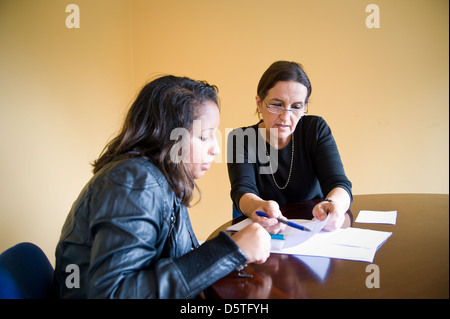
[54,156,247,298]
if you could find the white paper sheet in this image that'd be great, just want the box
[227,217,392,263]
[226,217,328,234]
[272,226,392,262]
[355,210,397,224]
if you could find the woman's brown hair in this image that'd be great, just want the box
[257,60,312,102]
[92,75,219,206]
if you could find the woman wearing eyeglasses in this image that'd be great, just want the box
[227,61,352,233]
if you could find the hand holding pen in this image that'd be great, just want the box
[256,211,311,232]
[250,200,287,234]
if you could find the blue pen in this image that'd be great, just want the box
[256,211,311,232]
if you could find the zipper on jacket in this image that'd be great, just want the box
[168,214,176,238]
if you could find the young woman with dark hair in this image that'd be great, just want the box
[54,75,271,299]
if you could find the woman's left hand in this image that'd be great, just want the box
[312,200,345,231]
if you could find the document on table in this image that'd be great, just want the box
[226,216,328,234]
[227,218,392,263]
[355,210,397,224]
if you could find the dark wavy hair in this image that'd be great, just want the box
[92,75,219,206]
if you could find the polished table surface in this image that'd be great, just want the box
[207,194,449,298]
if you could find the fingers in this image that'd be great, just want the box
[322,212,345,232]
[312,203,328,221]
[262,216,287,234]
[232,223,271,264]
[313,201,345,231]
[252,212,278,227]
[250,200,288,233]
[250,211,287,234]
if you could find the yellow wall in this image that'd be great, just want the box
[1,0,448,263]
[0,0,135,261]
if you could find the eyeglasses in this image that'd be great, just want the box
[263,100,308,115]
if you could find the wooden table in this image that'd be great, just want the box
[208,194,449,299]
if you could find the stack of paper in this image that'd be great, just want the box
[227,218,392,263]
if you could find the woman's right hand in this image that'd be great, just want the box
[232,223,271,264]
[249,200,287,234]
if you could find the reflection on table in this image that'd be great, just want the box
[208,194,449,299]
